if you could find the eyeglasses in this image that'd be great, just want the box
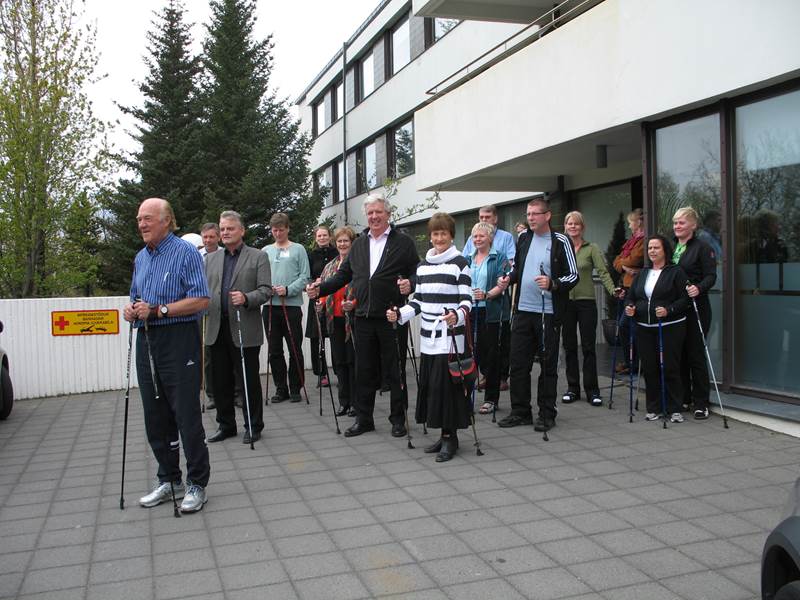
[528,211,550,216]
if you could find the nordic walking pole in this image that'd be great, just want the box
[538,263,546,363]
[235,305,255,450]
[119,321,133,510]
[264,302,272,404]
[494,263,512,424]
[315,306,340,434]
[634,359,642,411]
[200,317,206,413]
[140,307,180,518]
[608,300,624,410]
[390,306,414,449]
[280,295,309,404]
[628,316,635,423]
[657,318,668,430]
[316,309,323,417]
[689,294,729,429]
[398,275,425,435]
[448,312,483,456]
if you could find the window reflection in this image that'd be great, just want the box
[392,17,410,75]
[364,142,376,190]
[434,18,459,41]
[734,89,800,394]
[394,121,414,177]
[654,114,723,376]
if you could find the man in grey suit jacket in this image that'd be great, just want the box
[205,211,272,444]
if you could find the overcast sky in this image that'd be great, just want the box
[83,0,378,157]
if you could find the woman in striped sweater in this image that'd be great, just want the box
[387,213,473,463]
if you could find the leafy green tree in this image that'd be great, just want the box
[200,0,320,248]
[99,0,203,293]
[0,0,111,298]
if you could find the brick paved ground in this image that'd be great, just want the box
[0,368,796,600]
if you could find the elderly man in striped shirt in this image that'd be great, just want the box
[124,198,211,514]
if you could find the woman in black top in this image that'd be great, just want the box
[625,234,689,423]
[672,207,717,420]
[306,226,338,385]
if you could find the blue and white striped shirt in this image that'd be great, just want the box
[130,233,209,327]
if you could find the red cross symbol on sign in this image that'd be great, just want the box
[54,316,70,330]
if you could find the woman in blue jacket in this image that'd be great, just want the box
[466,222,512,414]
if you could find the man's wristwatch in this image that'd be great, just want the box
[158,304,169,318]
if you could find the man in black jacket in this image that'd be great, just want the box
[497,195,579,432]
[308,193,419,437]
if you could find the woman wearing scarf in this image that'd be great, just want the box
[387,213,473,463]
[612,208,645,375]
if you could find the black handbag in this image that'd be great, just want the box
[448,309,477,386]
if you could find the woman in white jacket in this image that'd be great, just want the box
[387,212,473,462]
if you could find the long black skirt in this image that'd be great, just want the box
[415,354,472,431]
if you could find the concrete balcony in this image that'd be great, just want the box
[413,0,555,23]
[414,0,800,192]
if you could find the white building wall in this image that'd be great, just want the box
[415,0,800,189]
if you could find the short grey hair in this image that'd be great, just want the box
[363,192,392,215]
[220,210,245,228]
[471,221,496,240]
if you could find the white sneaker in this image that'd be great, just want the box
[670,412,685,423]
[180,484,207,513]
[645,413,659,421]
[139,481,184,508]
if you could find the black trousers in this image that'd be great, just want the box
[472,307,502,404]
[210,316,264,433]
[509,311,561,421]
[308,335,330,378]
[136,321,210,487]
[351,316,407,426]
[681,296,711,409]
[263,303,304,396]
[637,321,686,415]
[562,299,600,399]
[330,316,356,407]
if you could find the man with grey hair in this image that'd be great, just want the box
[308,192,419,437]
[204,211,271,444]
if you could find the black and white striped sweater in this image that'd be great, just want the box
[398,245,472,355]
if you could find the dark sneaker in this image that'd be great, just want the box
[590,394,602,407]
[533,417,555,432]
[694,408,709,420]
[561,392,577,404]
[497,414,533,428]
[270,393,289,404]
[289,393,302,403]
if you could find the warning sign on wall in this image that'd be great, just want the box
[51,310,120,336]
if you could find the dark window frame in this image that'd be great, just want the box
[388,119,415,179]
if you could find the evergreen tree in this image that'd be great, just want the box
[200,0,320,248]
[99,0,203,293]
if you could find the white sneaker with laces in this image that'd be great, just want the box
[670,412,685,423]
[645,413,659,421]
[139,481,184,508]
[180,484,207,513]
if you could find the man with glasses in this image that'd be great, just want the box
[497,195,578,432]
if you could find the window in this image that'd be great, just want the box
[336,160,345,202]
[334,81,343,121]
[434,18,459,41]
[360,52,374,100]
[733,89,800,394]
[314,97,326,136]
[393,120,414,177]
[358,141,377,193]
[654,114,722,378]
[317,169,332,207]
[391,17,410,75]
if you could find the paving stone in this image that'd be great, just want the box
[507,566,592,600]
[360,563,436,596]
[661,570,753,600]
[567,557,649,591]
[294,572,369,600]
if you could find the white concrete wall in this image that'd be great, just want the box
[414,0,800,189]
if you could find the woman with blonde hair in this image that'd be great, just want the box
[561,211,618,406]
[672,206,716,419]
